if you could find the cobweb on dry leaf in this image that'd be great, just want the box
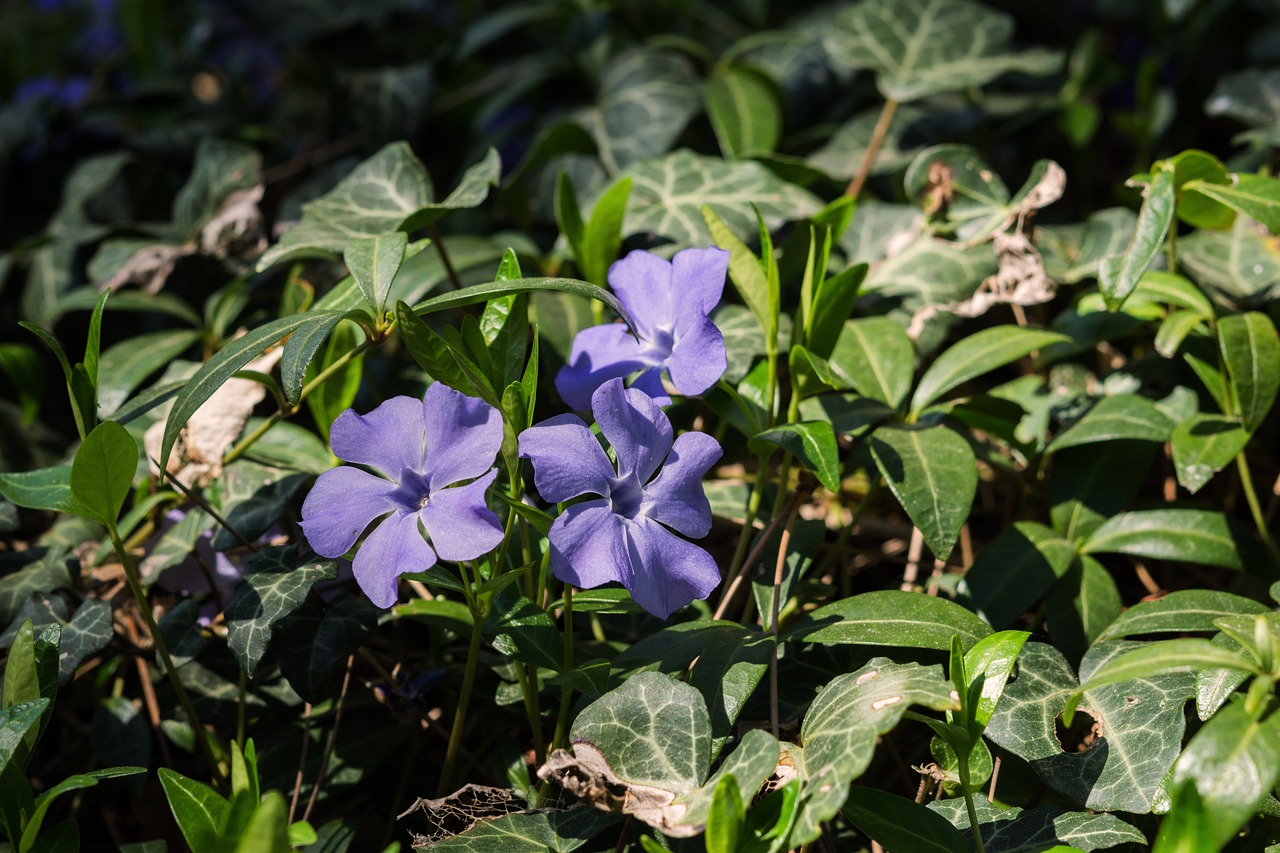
[399,784,530,847]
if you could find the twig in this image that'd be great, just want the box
[900,526,925,591]
[304,655,355,822]
[715,484,814,621]
[987,753,1002,801]
[845,98,900,198]
[288,703,313,823]
[769,494,805,739]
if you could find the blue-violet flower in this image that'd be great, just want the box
[519,377,723,619]
[555,246,730,409]
[300,383,504,608]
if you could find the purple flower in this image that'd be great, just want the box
[519,378,723,619]
[300,383,505,608]
[555,247,730,410]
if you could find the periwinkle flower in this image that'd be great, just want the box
[555,247,730,410]
[300,383,504,608]
[519,378,723,619]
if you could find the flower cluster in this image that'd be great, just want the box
[300,247,729,618]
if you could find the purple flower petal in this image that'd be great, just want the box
[519,414,616,502]
[608,250,673,339]
[421,469,504,562]
[629,368,671,407]
[421,382,504,489]
[623,516,721,619]
[329,396,425,478]
[667,312,726,397]
[671,247,729,317]
[299,466,400,558]
[555,324,653,411]
[352,511,439,608]
[591,378,671,483]
[548,500,631,590]
[640,431,722,537]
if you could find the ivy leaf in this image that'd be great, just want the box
[675,728,779,832]
[1170,414,1250,494]
[580,48,702,175]
[621,150,820,246]
[927,797,1147,852]
[789,659,959,845]
[422,805,619,852]
[1098,169,1175,310]
[1205,69,1280,147]
[1096,589,1269,641]
[275,594,378,705]
[1218,311,1280,433]
[172,138,262,242]
[985,641,1195,813]
[402,148,502,231]
[224,549,338,675]
[904,145,1011,242]
[0,699,52,780]
[821,0,1061,102]
[788,589,992,650]
[1038,208,1138,285]
[870,424,977,559]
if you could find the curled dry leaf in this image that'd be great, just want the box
[399,784,527,846]
[145,348,282,489]
[538,741,698,838]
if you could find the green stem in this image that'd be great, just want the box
[552,587,575,753]
[109,526,224,785]
[1237,452,1280,560]
[1166,224,1178,275]
[438,608,485,796]
[516,663,545,766]
[957,749,987,853]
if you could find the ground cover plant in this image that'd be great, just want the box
[2,0,1280,850]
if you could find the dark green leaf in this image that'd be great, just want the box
[1047,394,1175,453]
[395,301,498,406]
[1152,781,1215,853]
[1184,174,1280,234]
[159,767,227,853]
[276,594,378,705]
[911,326,1066,414]
[484,586,562,672]
[582,48,701,174]
[928,796,1147,852]
[97,330,200,416]
[825,317,914,408]
[842,786,966,853]
[344,231,408,318]
[1099,169,1175,310]
[1218,311,1280,433]
[1170,414,1250,494]
[402,148,501,231]
[279,311,350,406]
[1081,509,1263,571]
[871,424,977,558]
[412,277,633,335]
[69,421,137,525]
[961,522,1077,629]
[748,421,840,492]
[224,551,338,675]
[0,699,51,781]
[789,589,991,650]
[1097,590,1269,641]
[806,263,867,361]
[705,63,781,159]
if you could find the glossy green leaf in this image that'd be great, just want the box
[1184,174,1280,234]
[393,598,473,634]
[805,263,867,362]
[748,421,840,492]
[278,311,350,406]
[1081,509,1261,571]
[1069,639,1256,719]
[961,522,1077,629]
[1152,781,1215,853]
[676,728,779,832]
[1158,149,1233,230]
[1162,701,1280,847]
[1132,270,1216,318]
[395,301,497,406]
[789,659,959,844]
[1170,414,1250,494]
[1097,590,1269,641]
[705,62,781,159]
[985,642,1194,812]
[1218,311,1280,433]
[964,630,1032,730]
[21,773,105,852]
[911,326,1066,414]
[825,317,914,408]
[842,786,966,853]
[1047,394,1175,453]
[224,550,338,675]
[701,775,743,853]
[580,177,631,287]
[789,589,991,650]
[1154,309,1206,358]
[704,206,776,352]
[0,467,79,515]
[96,330,200,417]
[871,424,977,559]
[0,699,49,778]
[69,421,137,526]
[484,586,563,672]
[158,767,228,853]
[554,171,585,270]
[411,277,633,334]
[1098,169,1175,310]
[344,231,408,318]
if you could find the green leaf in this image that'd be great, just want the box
[961,522,1077,629]
[1081,509,1262,571]
[928,797,1147,852]
[1071,638,1256,706]
[257,142,431,268]
[21,774,103,852]
[1162,701,1280,847]
[748,422,840,492]
[1158,149,1233,230]
[1184,174,1280,234]
[806,263,867,361]
[911,326,1066,414]
[158,767,228,853]
[964,630,1032,730]
[1179,215,1280,303]
[279,311,351,406]
[419,806,618,852]
[704,62,781,159]
[55,598,112,685]
[393,598,473,634]
[69,421,137,526]
[173,138,262,241]
[1039,208,1138,285]
[1170,414,1250,494]
[484,586,563,672]
[160,312,326,473]
[1153,781,1216,853]
[703,207,776,352]
[1154,309,1206,358]
[1218,311,1280,433]
[97,330,200,417]
[0,699,48,779]
[1098,169,1175,310]
[275,594,378,704]
[985,642,1194,812]
[231,790,292,853]
[870,424,977,559]
[789,589,991,650]
[702,775,743,853]
[1046,394,1176,453]
[344,231,408,318]
[402,148,501,231]
[581,48,701,175]
[0,343,43,426]
[822,0,1062,102]
[1097,590,1269,642]
[0,467,78,515]
[824,317,914,408]
[395,302,498,406]
[676,729,779,832]
[623,150,820,247]
[1132,271,1216,319]
[411,277,633,334]
[555,171,586,276]
[580,177,631,287]
[841,786,966,853]
[789,659,959,844]
[224,550,338,675]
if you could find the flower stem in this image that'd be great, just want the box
[108,526,224,786]
[438,611,484,796]
[552,586,575,752]
[845,98,900,198]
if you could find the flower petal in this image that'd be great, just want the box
[667,312,726,397]
[623,516,721,619]
[421,382,503,490]
[629,367,671,407]
[591,377,672,483]
[421,469,504,562]
[299,466,400,558]
[351,510,438,608]
[671,246,728,318]
[547,500,631,590]
[554,324,653,411]
[519,414,616,502]
[329,396,425,478]
[608,250,673,339]
[641,431,722,537]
